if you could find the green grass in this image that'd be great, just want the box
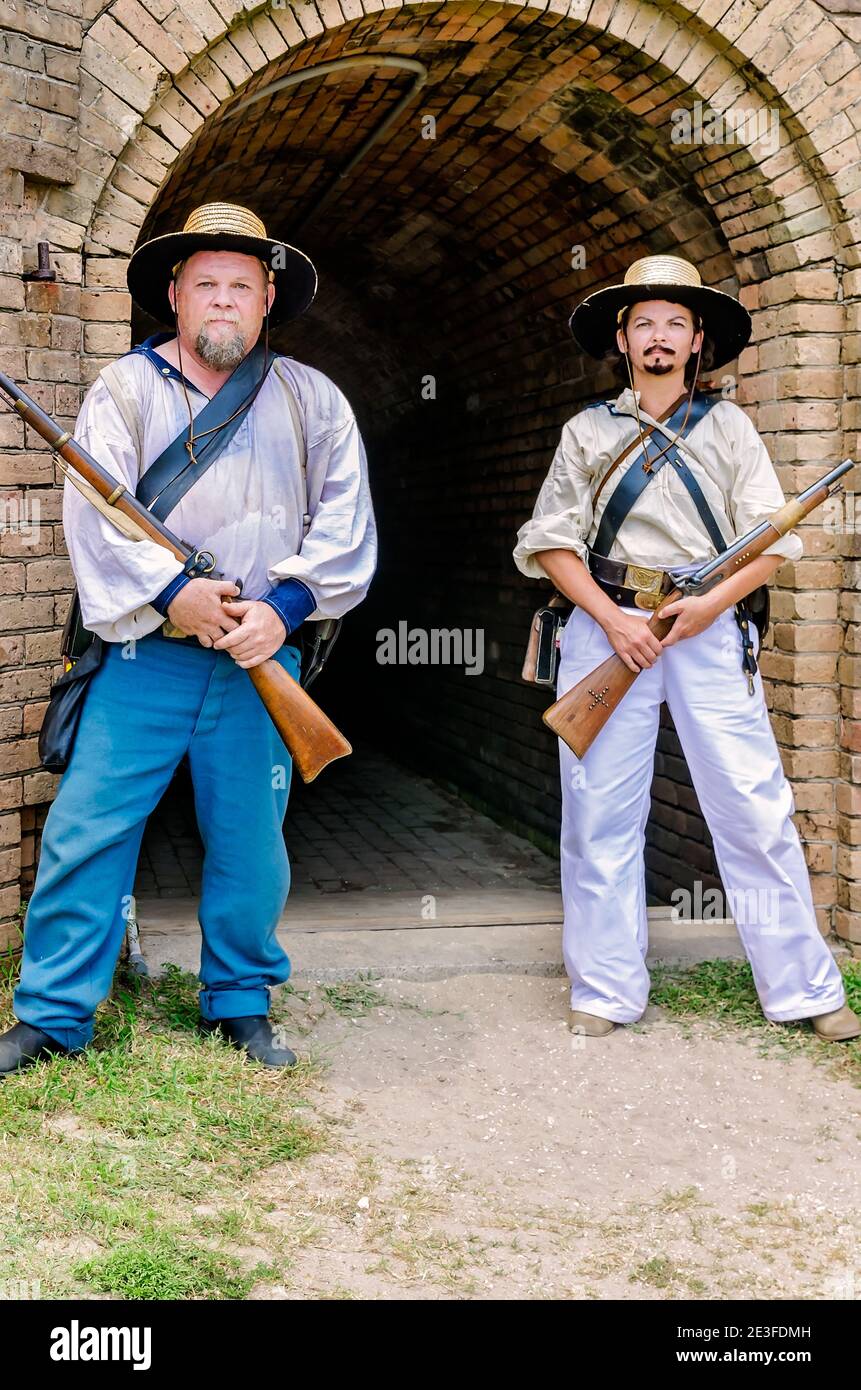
[650,957,861,1085]
[0,959,323,1300]
[73,1230,278,1301]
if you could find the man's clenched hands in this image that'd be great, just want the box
[602,609,665,673]
[166,581,288,668]
[213,599,287,668]
[166,578,241,645]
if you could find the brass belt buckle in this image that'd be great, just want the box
[625,564,665,610]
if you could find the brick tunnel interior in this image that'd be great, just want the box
[125,6,758,906]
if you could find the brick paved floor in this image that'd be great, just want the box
[134,741,559,900]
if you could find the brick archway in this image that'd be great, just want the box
[2,0,859,950]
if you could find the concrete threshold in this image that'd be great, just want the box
[137,894,751,983]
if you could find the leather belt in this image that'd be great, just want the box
[153,626,305,653]
[154,628,205,647]
[587,550,676,611]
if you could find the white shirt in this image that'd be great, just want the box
[513,388,803,578]
[64,345,378,643]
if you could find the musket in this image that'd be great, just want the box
[544,458,855,760]
[0,370,351,783]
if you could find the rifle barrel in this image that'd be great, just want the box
[673,457,855,589]
[0,369,199,564]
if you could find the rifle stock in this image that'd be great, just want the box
[0,369,352,783]
[543,463,854,760]
[542,599,680,759]
[248,659,351,783]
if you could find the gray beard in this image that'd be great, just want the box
[195,324,247,371]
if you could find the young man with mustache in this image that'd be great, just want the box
[514,255,858,1043]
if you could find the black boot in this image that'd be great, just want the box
[198,1015,297,1068]
[0,1021,73,1076]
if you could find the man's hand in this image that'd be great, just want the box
[655,593,720,647]
[213,599,287,668]
[602,610,665,673]
[166,578,241,645]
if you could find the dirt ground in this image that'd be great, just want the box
[244,974,861,1301]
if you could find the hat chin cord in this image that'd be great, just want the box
[621,326,703,473]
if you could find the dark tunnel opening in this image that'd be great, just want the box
[124,9,753,906]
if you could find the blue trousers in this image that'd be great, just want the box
[14,631,303,1051]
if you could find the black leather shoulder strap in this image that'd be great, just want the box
[132,339,276,521]
[592,392,722,557]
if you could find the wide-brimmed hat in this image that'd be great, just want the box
[569,255,751,370]
[127,202,318,329]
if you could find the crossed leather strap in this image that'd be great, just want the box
[591,391,689,510]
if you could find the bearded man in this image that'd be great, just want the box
[0,203,377,1074]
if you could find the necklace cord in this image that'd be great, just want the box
[171,274,271,469]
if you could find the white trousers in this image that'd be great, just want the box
[556,599,846,1024]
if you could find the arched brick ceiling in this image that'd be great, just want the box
[131,4,747,438]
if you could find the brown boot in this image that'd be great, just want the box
[809,1005,861,1042]
[569,1010,616,1036]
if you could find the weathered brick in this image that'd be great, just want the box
[25,557,73,591]
[25,350,81,383]
[0,737,41,775]
[25,73,78,119]
[22,770,60,804]
[780,748,840,779]
[83,321,131,354]
[0,453,55,485]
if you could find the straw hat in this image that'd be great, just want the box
[126,202,318,328]
[569,255,751,370]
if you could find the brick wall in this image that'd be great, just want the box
[0,0,82,184]
[0,0,859,952]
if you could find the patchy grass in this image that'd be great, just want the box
[2,954,857,1302]
[628,1256,707,1296]
[321,978,390,1017]
[0,959,459,1301]
[650,957,861,1086]
[0,960,323,1300]
[629,1254,682,1290]
[73,1230,277,1301]
[318,977,453,1023]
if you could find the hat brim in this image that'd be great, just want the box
[127,231,318,328]
[569,282,751,370]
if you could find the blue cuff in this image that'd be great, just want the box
[260,578,316,636]
[150,571,192,617]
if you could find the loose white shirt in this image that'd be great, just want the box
[514,388,803,577]
[64,344,377,643]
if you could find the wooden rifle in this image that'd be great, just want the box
[0,370,351,783]
[544,459,855,760]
